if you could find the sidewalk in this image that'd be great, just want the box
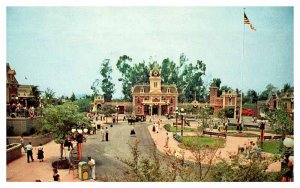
[6,140,91,182]
[148,117,280,171]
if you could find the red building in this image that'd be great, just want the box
[209,84,241,118]
[132,66,179,116]
[6,63,19,103]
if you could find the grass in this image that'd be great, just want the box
[178,136,225,149]
[262,140,282,154]
[169,126,197,132]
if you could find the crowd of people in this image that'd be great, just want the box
[7,102,36,119]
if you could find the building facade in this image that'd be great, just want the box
[209,84,241,118]
[132,66,179,116]
[6,63,19,103]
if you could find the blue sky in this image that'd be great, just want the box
[6,7,294,98]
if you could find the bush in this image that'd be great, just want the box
[164,124,171,131]
[22,132,30,136]
[30,127,37,135]
[173,133,182,143]
[7,126,14,136]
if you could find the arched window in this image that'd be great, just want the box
[170,98,173,103]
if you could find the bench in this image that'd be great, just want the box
[173,122,182,126]
[258,135,272,140]
[272,135,283,140]
[203,131,227,138]
[244,124,260,129]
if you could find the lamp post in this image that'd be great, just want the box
[175,107,178,132]
[282,137,294,182]
[115,105,119,123]
[259,120,265,147]
[180,108,185,136]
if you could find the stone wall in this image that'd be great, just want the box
[7,143,22,164]
[6,117,40,136]
[7,133,53,147]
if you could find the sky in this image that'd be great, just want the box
[6,7,294,98]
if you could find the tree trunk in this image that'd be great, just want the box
[60,143,64,159]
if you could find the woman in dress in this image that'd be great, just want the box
[37,143,44,162]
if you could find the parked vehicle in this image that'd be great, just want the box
[242,109,252,116]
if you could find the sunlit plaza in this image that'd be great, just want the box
[4,6,295,183]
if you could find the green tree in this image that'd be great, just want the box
[37,103,90,159]
[91,79,100,100]
[281,83,293,93]
[259,84,277,101]
[177,54,206,102]
[43,87,56,106]
[161,58,179,85]
[70,92,76,102]
[245,89,258,104]
[211,78,221,88]
[99,59,115,102]
[117,55,133,101]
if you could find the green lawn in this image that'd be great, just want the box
[168,125,197,132]
[178,136,225,149]
[262,140,282,154]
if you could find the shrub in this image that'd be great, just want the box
[22,132,30,136]
[30,127,37,135]
[7,126,14,136]
[173,133,182,143]
[164,124,171,131]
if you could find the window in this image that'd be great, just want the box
[154,82,157,88]
[170,98,173,103]
[167,88,170,93]
[170,107,173,112]
[140,87,144,93]
[137,107,141,113]
[137,97,140,104]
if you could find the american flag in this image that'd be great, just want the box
[244,12,256,31]
[244,13,250,24]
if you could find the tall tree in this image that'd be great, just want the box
[37,103,90,159]
[245,89,258,104]
[211,78,222,89]
[100,59,115,102]
[177,54,206,102]
[70,92,76,102]
[91,79,100,100]
[259,84,277,101]
[43,87,56,105]
[116,55,133,101]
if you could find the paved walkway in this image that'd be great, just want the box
[148,116,281,171]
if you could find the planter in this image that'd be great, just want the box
[7,143,22,164]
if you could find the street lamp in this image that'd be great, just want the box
[115,105,119,123]
[175,107,179,132]
[180,108,185,136]
[282,137,294,182]
[259,120,265,147]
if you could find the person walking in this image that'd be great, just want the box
[88,156,96,180]
[164,132,169,148]
[100,127,105,141]
[37,143,44,162]
[53,168,60,182]
[105,127,109,141]
[25,142,34,163]
[130,126,136,136]
[20,136,25,153]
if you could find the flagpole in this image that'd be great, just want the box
[239,8,245,124]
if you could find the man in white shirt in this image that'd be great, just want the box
[25,142,34,163]
[88,156,96,180]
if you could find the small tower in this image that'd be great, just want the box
[149,65,162,94]
[210,83,218,105]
